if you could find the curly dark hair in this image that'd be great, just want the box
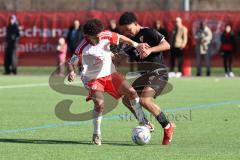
[119,12,137,25]
[83,19,104,36]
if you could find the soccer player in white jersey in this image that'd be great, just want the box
[67,19,149,145]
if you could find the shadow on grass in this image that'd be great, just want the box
[0,138,140,146]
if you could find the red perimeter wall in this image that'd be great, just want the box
[0,11,240,67]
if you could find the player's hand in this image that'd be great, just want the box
[136,43,150,51]
[137,43,151,59]
[68,71,76,82]
[139,48,152,59]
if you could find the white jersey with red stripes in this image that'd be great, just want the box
[75,30,120,84]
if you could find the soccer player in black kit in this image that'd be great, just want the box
[118,12,175,145]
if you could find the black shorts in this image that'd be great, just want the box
[132,68,169,98]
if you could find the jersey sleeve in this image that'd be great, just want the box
[110,32,120,45]
[99,31,120,45]
[74,39,87,57]
[146,29,165,46]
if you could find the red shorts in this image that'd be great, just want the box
[86,72,124,101]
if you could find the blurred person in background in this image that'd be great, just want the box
[3,15,20,75]
[169,17,188,78]
[108,19,120,33]
[108,19,120,48]
[66,20,84,57]
[220,24,236,78]
[57,37,67,76]
[154,20,168,41]
[195,21,213,77]
[154,20,170,63]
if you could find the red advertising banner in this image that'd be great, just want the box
[0,11,240,66]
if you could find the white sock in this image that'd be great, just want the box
[93,111,102,135]
[164,123,170,129]
[130,97,147,124]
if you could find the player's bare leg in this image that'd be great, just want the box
[139,87,161,116]
[139,86,175,145]
[117,80,147,125]
[91,91,104,146]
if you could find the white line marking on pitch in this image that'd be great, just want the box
[0,81,82,89]
[0,83,49,89]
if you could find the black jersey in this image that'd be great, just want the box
[124,27,165,64]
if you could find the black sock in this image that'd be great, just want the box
[156,112,169,128]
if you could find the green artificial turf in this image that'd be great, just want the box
[0,75,240,160]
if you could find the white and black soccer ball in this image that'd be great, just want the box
[132,126,151,145]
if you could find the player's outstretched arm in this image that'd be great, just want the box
[119,34,142,48]
[118,34,150,56]
[67,54,79,82]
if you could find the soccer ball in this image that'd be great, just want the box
[132,126,151,145]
